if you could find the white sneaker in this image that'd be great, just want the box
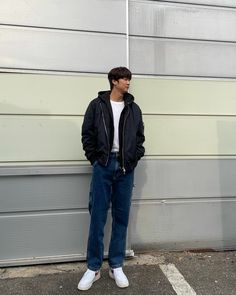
[109,267,129,288]
[77,269,101,291]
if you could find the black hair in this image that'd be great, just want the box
[108,67,132,90]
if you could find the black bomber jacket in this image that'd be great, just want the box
[81,90,145,173]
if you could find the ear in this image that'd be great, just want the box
[112,79,118,87]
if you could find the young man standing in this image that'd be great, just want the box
[78,67,145,291]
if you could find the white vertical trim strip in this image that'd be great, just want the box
[160,264,197,295]
[126,0,129,68]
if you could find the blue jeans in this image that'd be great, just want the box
[86,153,134,271]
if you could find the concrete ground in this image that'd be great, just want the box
[0,251,236,295]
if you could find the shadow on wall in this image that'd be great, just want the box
[217,120,236,250]
[129,156,236,252]
[129,159,149,251]
[127,119,236,252]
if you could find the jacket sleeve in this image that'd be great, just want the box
[136,108,145,160]
[81,101,97,165]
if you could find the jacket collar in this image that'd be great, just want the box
[98,90,134,106]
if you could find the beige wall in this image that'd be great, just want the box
[1,73,236,165]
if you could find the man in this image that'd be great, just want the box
[78,67,145,291]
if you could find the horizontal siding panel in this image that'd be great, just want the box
[144,115,236,156]
[130,199,236,250]
[159,0,236,7]
[0,174,91,212]
[0,116,83,162]
[1,195,235,264]
[130,37,236,77]
[0,26,126,72]
[0,211,113,262]
[134,159,236,199]
[131,77,236,115]
[0,74,108,115]
[0,0,126,33]
[1,115,236,162]
[1,158,236,213]
[130,1,236,41]
[2,74,236,116]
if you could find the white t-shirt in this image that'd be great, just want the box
[110,100,125,152]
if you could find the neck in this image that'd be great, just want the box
[110,88,124,102]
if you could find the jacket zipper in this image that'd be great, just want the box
[122,107,130,174]
[100,103,110,166]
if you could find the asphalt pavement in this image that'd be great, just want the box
[1,251,236,295]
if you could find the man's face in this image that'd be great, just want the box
[112,77,130,93]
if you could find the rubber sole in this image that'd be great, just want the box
[109,269,129,288]
[77,271,101,291]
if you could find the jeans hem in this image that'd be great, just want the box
[87,265,101,272]
[109,263,123,269]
